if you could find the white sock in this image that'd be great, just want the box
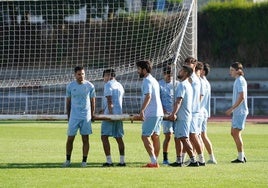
[238,152,244,161]
[198,153,205,163]
[106,155,112,164]
[209,154,216,161]
[150,155,157,164]
[120,155,125,164]
[181,152,186,163]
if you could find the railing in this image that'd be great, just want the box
[0,95,267,116]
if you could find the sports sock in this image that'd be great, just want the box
[176,156,182,163]
[209,154,216,161]
[181,152,186,163]
[82,156,87,162]
[150,155,157,164]
[106,155,112,164]
[238,152,244,161]
[163,152,168,161]
[120,155,125,164]
[66,155,71,161]
[190,156,196,163]
[198,153,205,163]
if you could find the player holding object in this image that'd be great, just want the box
[159,65,178,165]
[101,69,126,167]
[136,60,164,168]
[225,62,248,163]
[168,65,199,167]
[63,66,96,168]
[184,58,206,166]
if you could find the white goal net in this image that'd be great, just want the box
[0,0,197,120]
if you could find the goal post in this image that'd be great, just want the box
[0,0,197,120]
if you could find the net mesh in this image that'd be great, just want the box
[0,0,196,118]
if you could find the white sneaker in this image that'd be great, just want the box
[62,160,71,167]
[81,162,87,168]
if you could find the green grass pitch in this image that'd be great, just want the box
[0,120,267,187]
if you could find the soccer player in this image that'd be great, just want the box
[200,62,217,164]
[158,65,178,165]
[63,66,96,168]
[168,65,199,167]
[225,62,248,163]
[136,60,164,168]
[183,58,205,166]
[101,69,126,167]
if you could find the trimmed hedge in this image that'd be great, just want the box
[198,2,268,67]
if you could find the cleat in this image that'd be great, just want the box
[244,157,247,163]
[169,162,182,167]
[187,161,199,167]
[102,162,114,167]
[231,158,245,163]
[207,160,217,164]
[142,163,159,168]
[198,162,206,166]
[62,160,71,168]
[81,162,87,167]
[116,163,126,167]
[162,160,170,165]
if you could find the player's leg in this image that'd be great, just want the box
[162,121,173,165]
[114,121,126,166]
[80,119,92,167]
[231,114,247,163]
[101,121,113,166]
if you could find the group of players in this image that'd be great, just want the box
[62,57,248,168]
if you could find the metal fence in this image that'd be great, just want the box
[0,95,267,116]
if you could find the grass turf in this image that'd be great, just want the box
[0,120,267,187]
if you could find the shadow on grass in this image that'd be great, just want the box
[0,162,146,169]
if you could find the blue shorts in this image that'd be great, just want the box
[190,114,200,134]
[67,118,92,136]
[142,117,163,136]
[162,120,175,134]
[101,121,124,138]
[232,114,247,130]
[201,116,208,132]
[174,120,190,138]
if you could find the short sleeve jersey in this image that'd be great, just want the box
[158,79,179,113]
[175,79,193,121]
[232,76,248,115]
[66,80,96,120]
[200,76,211,118]
[142,74,164,117]
[190,72,203,114]
[103,79,125,115]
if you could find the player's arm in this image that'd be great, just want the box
[106,95,113,114]
[91,97,96,119]
[225,92,245,116]
[168,97,182,121]
[139,93,151,120]
[66,97,71,121]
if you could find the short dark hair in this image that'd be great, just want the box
[74,66,84,73]
[163,65,172,74]
[182,65,193,77]
[231,62,244,76]
[103,69,116,78]
[184,57,197,65]
[195,62,204,71]
[136,60,152,73]
[202,62,210,76]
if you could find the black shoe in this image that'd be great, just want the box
[198,162,206,166]
[102,162,114,167]
[231,159,245,163]
[169,162,182,167]
[187,161,199,167]
[116,163,126,167]
[244,157,247,163]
